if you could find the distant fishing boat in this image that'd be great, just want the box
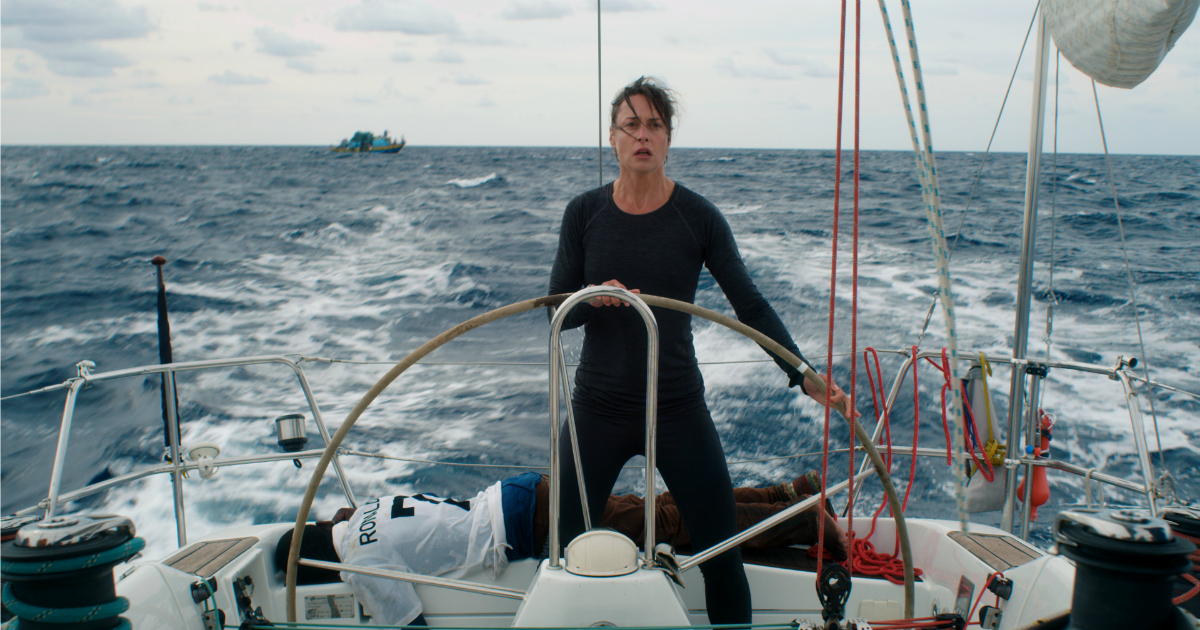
[332,130,405,153]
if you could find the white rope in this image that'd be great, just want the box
[881,0,969,530]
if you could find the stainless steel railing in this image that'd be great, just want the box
[31,354,357,547]
[547,286,659,567]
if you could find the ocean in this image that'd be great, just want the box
[2,145,1198,560]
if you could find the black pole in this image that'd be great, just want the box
[152,256,181,452]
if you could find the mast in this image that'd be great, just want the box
[1000,9,1051,534]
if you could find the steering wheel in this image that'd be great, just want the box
[285,292,915,620]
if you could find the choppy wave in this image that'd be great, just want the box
[447,172,502,188]
[2,146,1197,558]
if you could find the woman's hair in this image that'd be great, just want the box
[610,76,679,140]
[275,523,341,584]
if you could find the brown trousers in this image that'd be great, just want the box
[532,478,826,555]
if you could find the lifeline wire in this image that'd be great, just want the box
[339,447,861,470]
[1090,81,1166,470]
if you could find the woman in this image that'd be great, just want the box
[548,76,855,623]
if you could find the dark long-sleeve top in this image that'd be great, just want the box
[549,183,811,413]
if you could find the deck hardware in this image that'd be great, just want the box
[191,577,218,603]
[75,360,96,380]
[1,514,143,630]
[187,442,222,479]
[233,575,271,629]
[651,543,684,587]
[816,562,852,627]
[276,413,309,468]
[1109,355,1137,380]
[275,414,308,452]
[201,609,224,630]
[1055,508,1195,629]
[985,575,1013,600]
[979,605,1002,629]
[935,612,966,630]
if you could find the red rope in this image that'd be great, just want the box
[1176,573,1200,605]
[924,349,994,480]
[1174,531,1200,605]
[847,0,863,577]
[850,346,924,585]
[818,0,851,581]
[959,381,994,482]
[968,572,1002,624]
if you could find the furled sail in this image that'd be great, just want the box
[1045,0,1199,88]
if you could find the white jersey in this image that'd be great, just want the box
[330,481,507,626]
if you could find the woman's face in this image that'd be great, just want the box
[609,94,671,176]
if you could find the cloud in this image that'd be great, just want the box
[391,51,414,62]
[335,0,459,35]
[1,0,156,42]
[254,27,323,57]
[2,78,49,99]
[428,48,463,63]
[197,1,232,10]
[501,0,573,20]
[449,31,515,46]
[285,58,316,73]
[1,0,157,77]
[714,58,793,80]
[448,74,489,85]
[764,49,835,78]
[12,54,37,72]
[478,95,495,107]
[207,70,268,85]
[36,43,136,77]
[596,0,658,12]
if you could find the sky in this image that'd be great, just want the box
[2,0,1198,153]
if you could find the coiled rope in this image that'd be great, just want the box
[0,536,143,628]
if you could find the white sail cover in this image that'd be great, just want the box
[1045,0,1199,88]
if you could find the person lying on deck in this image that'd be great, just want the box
[276,471,846,627]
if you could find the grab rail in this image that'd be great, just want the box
[36,354,357,547]
[547,286,659,567]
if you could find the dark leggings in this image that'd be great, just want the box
[557,398,752,624]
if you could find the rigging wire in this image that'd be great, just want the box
[1045,51,1060,363]
[946,2,1042,261]
[597,0,603,187]
[1090,81,1167,473]
[912,1,1042,346]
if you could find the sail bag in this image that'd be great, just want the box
[965,361,1007,513]
[1045,0,1200,88]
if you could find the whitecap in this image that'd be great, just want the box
[447,173,499,188]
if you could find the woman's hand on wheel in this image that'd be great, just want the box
[804,376,862,420]
[586,279,641,307]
